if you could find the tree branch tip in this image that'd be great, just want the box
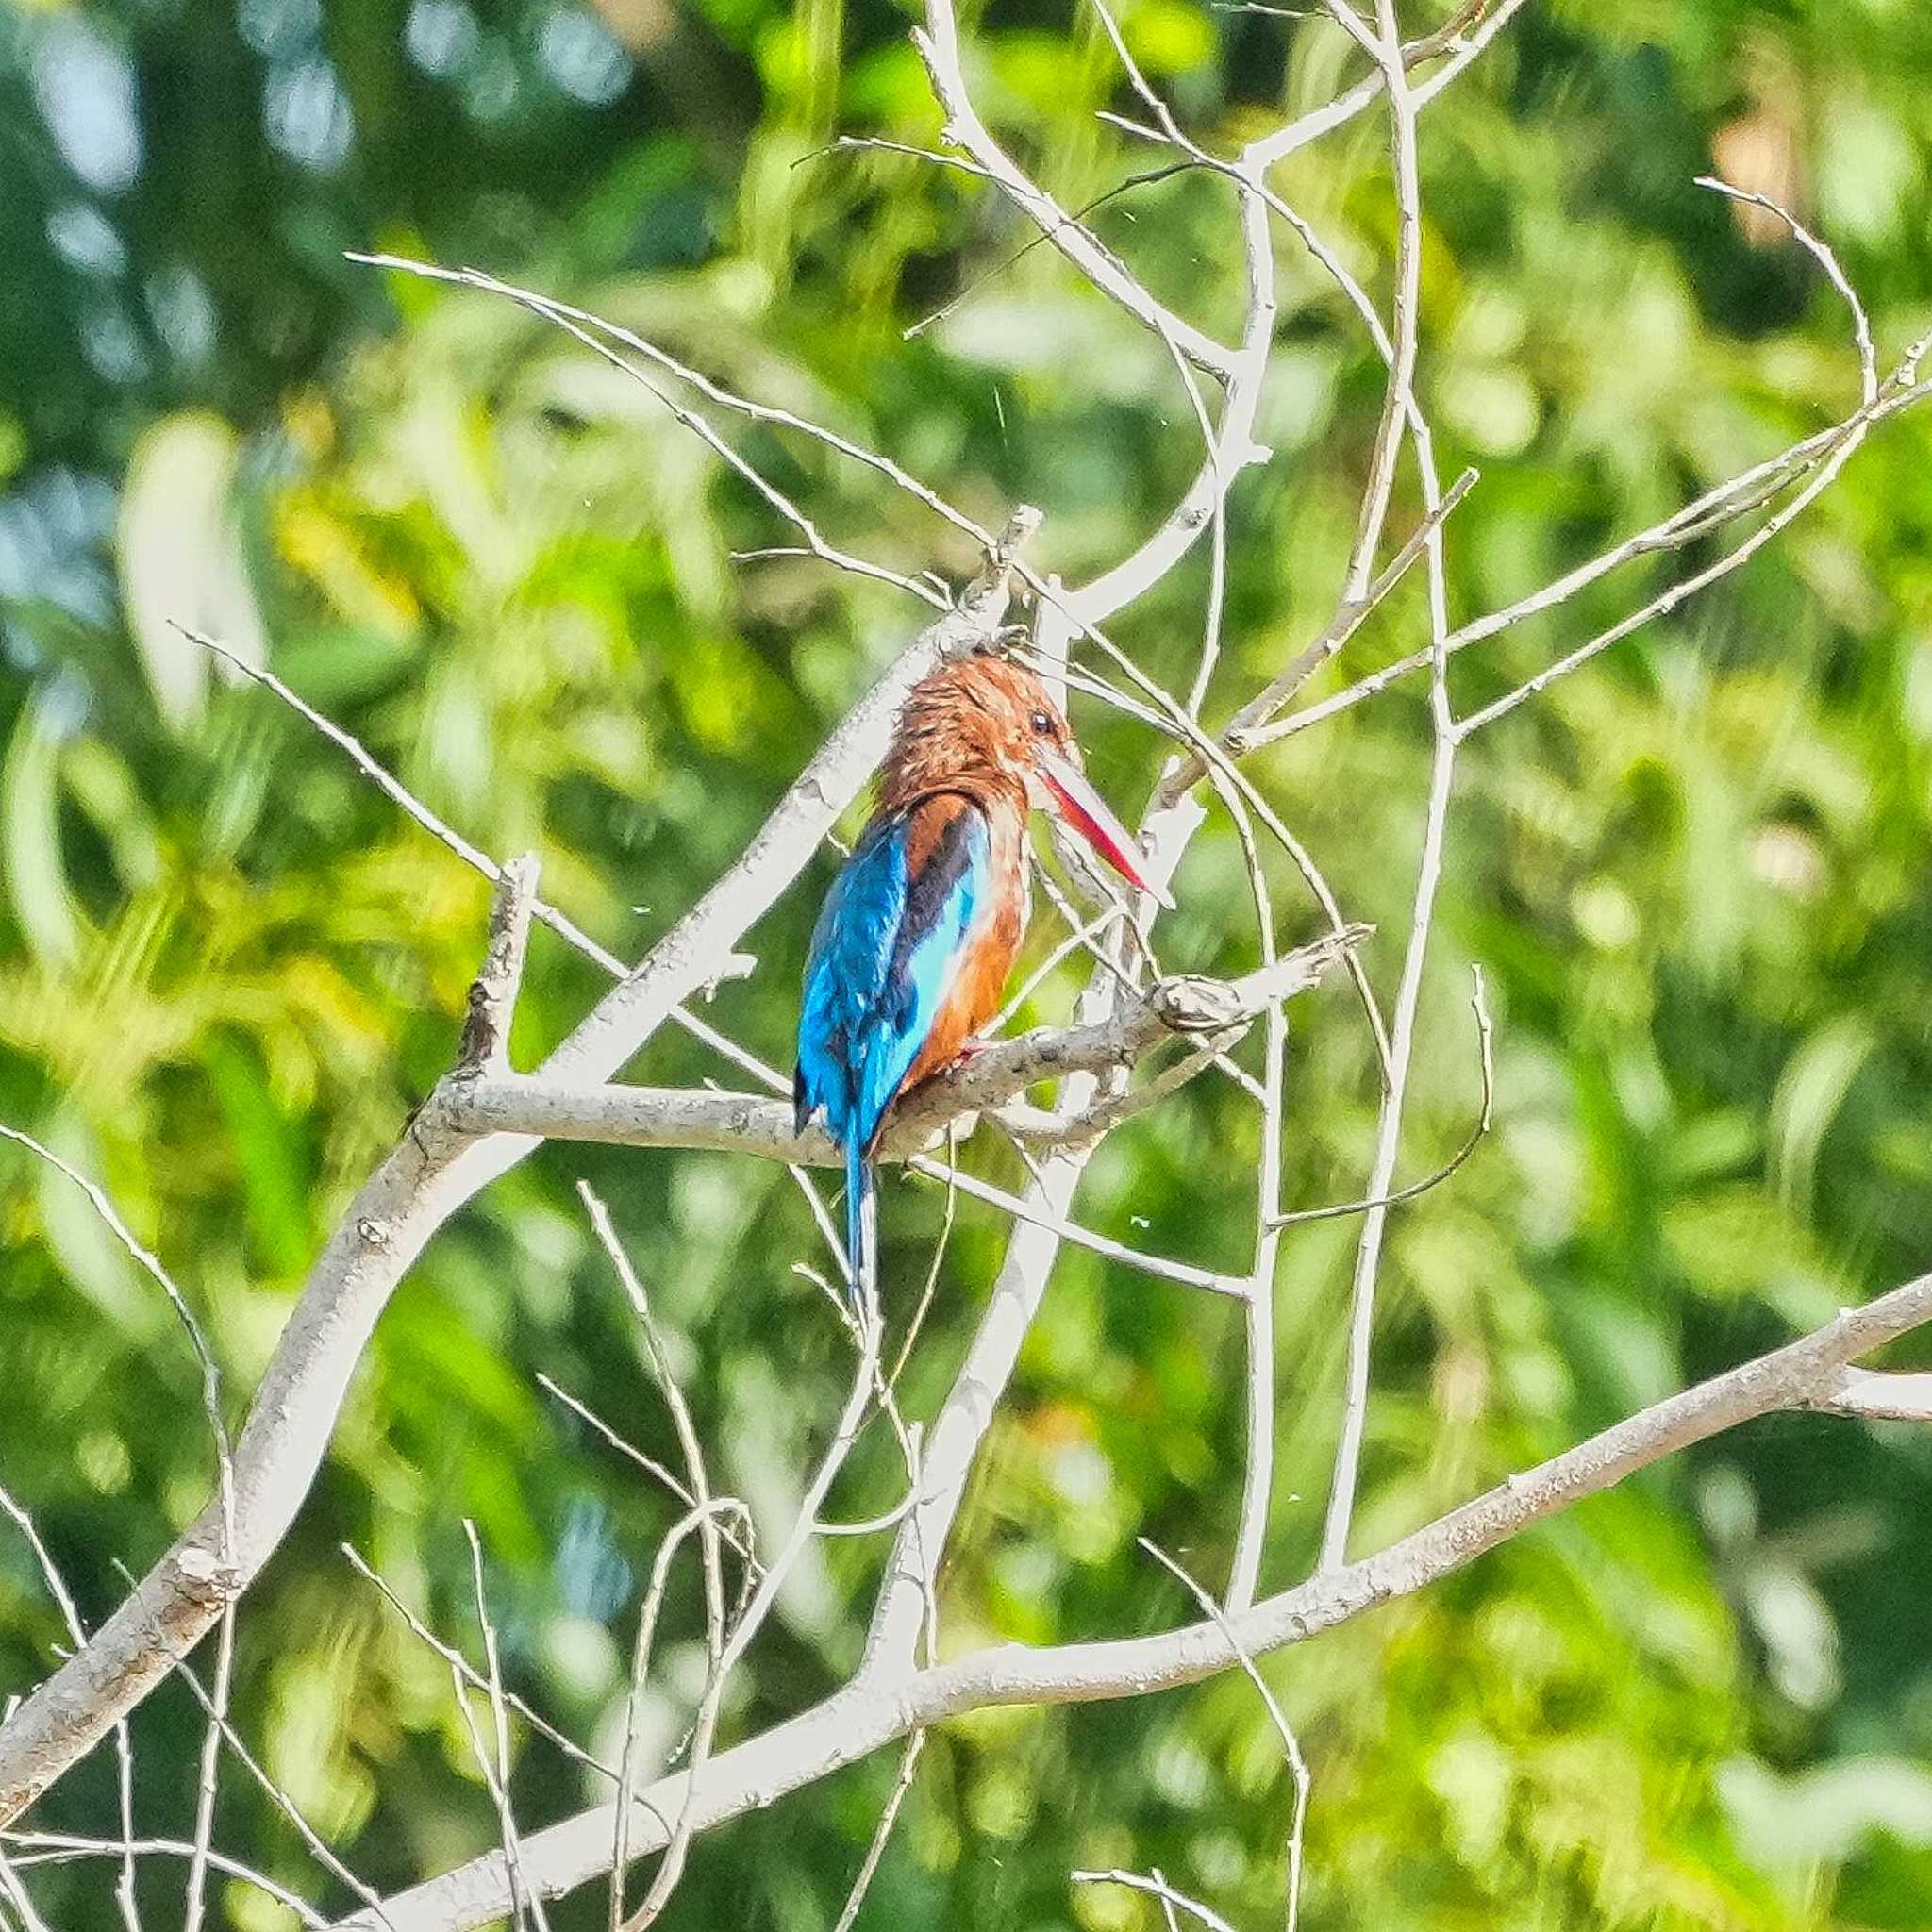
[1280,919,1374,978]
[1806,1368,1932,1424]
[458,858,541,1074]
[994,503,1045,561]
[943,505,1047,645]
[344,249,437,279]
[703,952,758,997]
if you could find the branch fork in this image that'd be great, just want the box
[440,927,1367,1174]
[6,5,1929,1928]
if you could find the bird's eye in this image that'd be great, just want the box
[1030,710,1053,736]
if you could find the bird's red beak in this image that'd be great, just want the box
[1036,746,1174,909]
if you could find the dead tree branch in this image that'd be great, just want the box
[0,510,1041,1823]
[3,10,1922,1932]
[338,1267,1932,1929]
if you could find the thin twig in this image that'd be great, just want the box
[1694,177,1876,406]
[0,1488,139,1932]
[1316,0,1459,1575]
[3,1834,333,1930]
[351,253,995,556]
[606,1503,733,1926]
[1450,178,1890,740]
[1073,1870,1240,1932]
[1187,752,1280,1615]
[913,0,1235,382]
[890,1125,960,1389]
[535,1376,761,1576]
[455,1524,549,1932]
[1217,469,1478,762]
[182,1602,234,1932]
[1271,966,1493,1227]
[1140,1541,1308,1932]
[1451,418,1873,738]
[899,161,1197,346]
[175,1656,397,1929]
[831,1731,926,1932]
[578,1187,728,1932]
[177,622,786,1093]
[341,1544,617,1780]
[0,1126,234,1932]
[1249,367,1932,755]
[0,1840,51,1932]
[1084,0,1242,719]
[351,260,946,610]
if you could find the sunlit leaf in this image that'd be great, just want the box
[2,685,84,970]
[115,410,266,730]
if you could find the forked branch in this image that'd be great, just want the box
[339,1266,1932,1929]
[1,7,1923,1931]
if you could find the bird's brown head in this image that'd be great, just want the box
[879,654,1166,902]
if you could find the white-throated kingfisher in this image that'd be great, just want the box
[794,651,1163,1311]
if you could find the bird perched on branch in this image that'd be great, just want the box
[795,650,1165,1316]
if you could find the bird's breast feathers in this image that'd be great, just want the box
[899,793,1026,1092]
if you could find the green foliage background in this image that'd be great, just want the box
[4,0,1932,1924]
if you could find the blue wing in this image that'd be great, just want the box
[795,800,990,1159]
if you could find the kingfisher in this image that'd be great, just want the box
[795,650,1162,1313]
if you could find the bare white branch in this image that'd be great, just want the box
[341,1267,1932,1929]
[1073,1869,1240,1932]
[7,14,1918,1932]
[913,0,1235,382]
[454,1524,549,1932]
[0,506,1041,1824]
[444,934,1358,1164]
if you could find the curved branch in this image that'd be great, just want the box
[0,513,1042,1828]
[341,1267,1932,1931]
[913,0,1235,383]
[441,930,1364,1164]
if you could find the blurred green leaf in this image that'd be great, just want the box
[2,2,1932,1924]
[2,687,84,971]
[115,411,266,731]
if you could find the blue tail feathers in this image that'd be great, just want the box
[844,1132,875,1319]
[797,798,991,1324]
